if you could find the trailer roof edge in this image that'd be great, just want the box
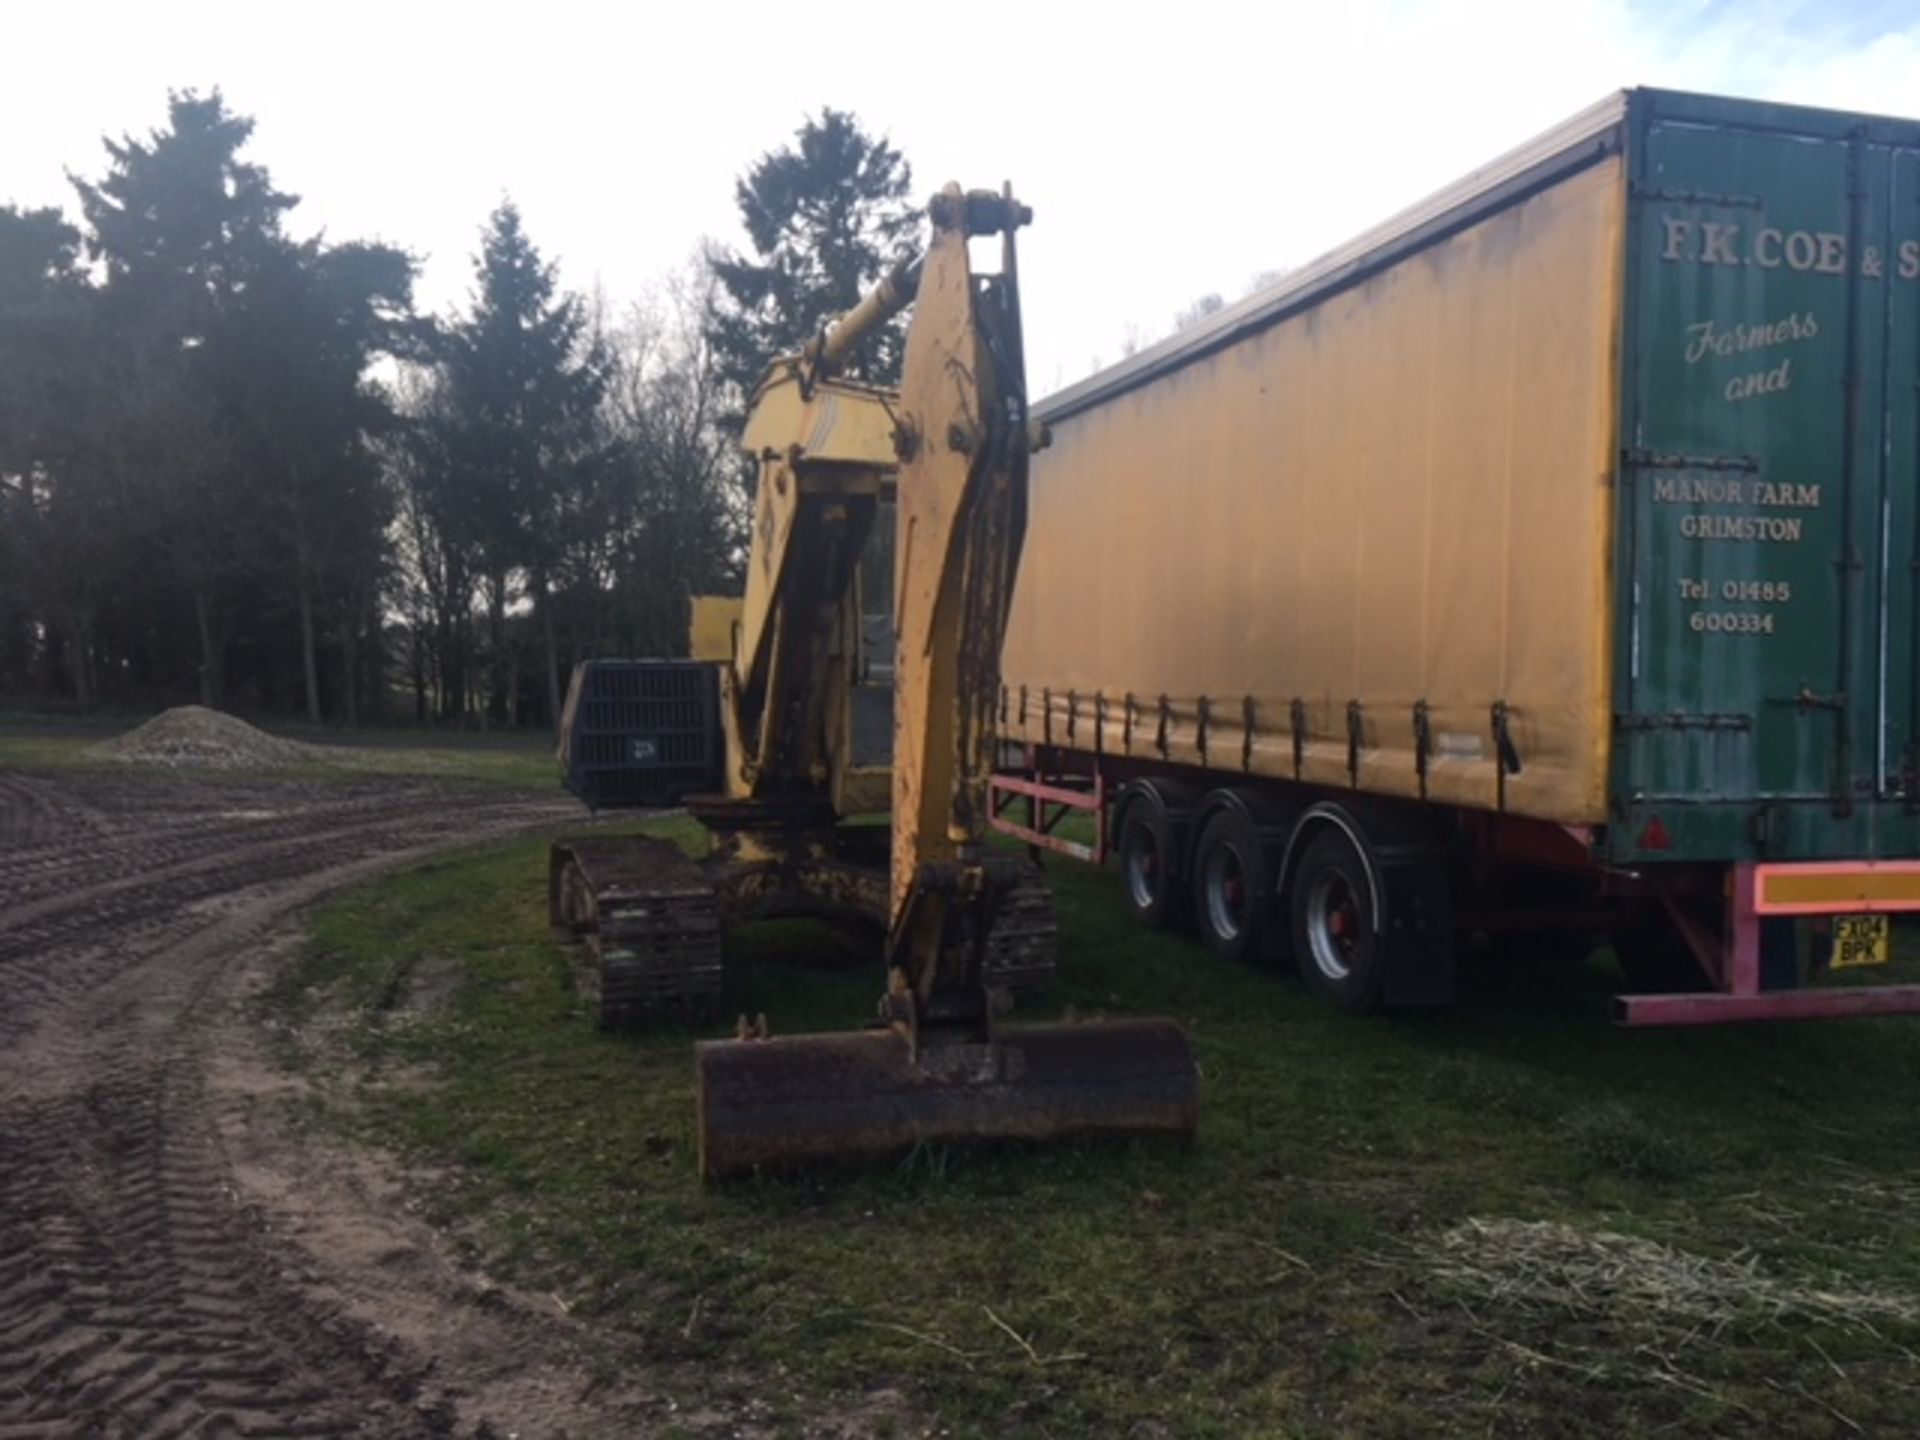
[1034,90,1633,425]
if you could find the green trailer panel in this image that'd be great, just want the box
[1612,91,1920,864]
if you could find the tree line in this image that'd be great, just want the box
[0,92,913,727]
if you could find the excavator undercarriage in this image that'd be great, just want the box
[548,823,1058,1029]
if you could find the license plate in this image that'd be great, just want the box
[1831,914,1890,970]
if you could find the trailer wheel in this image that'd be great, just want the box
[1117,799,1186,930]
[1190,807,1272,962]
[1290,829,1385,1011]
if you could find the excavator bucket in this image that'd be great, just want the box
[695,1018,1197,1180]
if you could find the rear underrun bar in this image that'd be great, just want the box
[1618,859,1920,1026]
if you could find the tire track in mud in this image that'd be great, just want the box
[0,794,555,965]
[0,771,88,853]
[0,782,483,913]
[0,796,566,1053]
[0,773,578,1437]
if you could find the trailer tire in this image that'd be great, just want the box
[1117,796,1186,931]
[1190,807,1273,963]
[1290,829,1386,1011]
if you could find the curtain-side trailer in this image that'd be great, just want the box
[994,87,1920,1024]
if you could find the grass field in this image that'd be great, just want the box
[273,821,1920,1437]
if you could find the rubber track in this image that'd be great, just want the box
[985,864,1060,994]
[554,835,726,1028]
[0,772,574,1436]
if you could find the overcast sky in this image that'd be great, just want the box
[6,0,1918,396]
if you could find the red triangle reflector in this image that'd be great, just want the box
[1637,816,1672,851]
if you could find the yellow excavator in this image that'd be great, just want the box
[552,186,1196,1177]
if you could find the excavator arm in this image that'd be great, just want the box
[694,188,1197,1179]
[883,187,1034,1049]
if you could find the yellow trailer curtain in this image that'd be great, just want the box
[1003,157,1626,824]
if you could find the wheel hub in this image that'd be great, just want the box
[1126,832,1161,910]
[1307,871,1360,981]
[1205,847,1247,941]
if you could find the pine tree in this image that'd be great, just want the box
[71,90,298,708]
[214,234,415,722]
[0,207,102,702]
[438,201,607,725]
[64,90,418,721]
[705,109,917,406]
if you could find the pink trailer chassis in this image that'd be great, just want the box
[990,746,1920,1027]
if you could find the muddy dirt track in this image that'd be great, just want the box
[0,769,602,1438]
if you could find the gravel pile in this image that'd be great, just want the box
[93,706,332,771]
